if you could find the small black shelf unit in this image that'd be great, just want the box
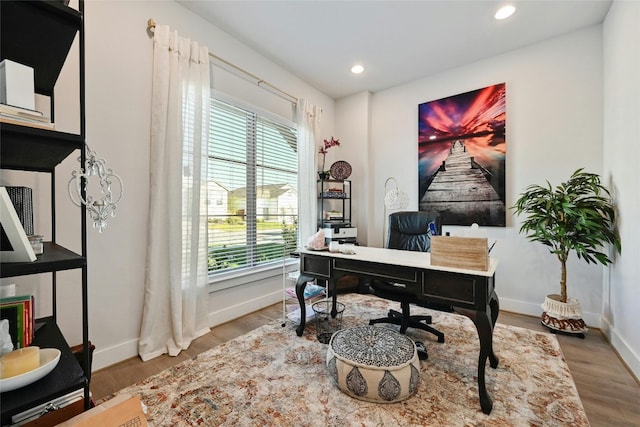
[317,178,352,230]
[1,0,90,424]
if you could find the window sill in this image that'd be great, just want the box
[208,258,299,292]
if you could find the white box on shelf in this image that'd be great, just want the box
[0,59,35,110]
[323,227,358,239]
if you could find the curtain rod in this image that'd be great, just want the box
[147,18,298,105]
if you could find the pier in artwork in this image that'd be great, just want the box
[420,140,505,226]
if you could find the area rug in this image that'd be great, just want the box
[109,293,589,426]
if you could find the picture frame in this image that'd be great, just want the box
[0,187,36,262]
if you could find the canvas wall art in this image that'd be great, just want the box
[418,83,506,227]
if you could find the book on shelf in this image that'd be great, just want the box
[0,114,54,130]
[0,103,44,118]
[0,294,35,349]
[0,103,54,129]
[0,305,20,350]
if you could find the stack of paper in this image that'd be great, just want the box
[0,103,53,130]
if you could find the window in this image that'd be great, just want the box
[208,97,298,276]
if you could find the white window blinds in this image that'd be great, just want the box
[208,98,298,275]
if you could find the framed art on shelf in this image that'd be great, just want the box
[0,187,36,263]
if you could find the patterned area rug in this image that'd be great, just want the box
[109,293,589,426]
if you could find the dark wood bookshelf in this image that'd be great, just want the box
[0,0,91,423]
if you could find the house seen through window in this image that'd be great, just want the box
[208,98,298,275]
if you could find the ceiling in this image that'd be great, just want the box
[178,0,612,100]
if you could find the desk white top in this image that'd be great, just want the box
[300,245,498,277]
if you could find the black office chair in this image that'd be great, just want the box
[368,211,453,343]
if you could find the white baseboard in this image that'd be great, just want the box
[600,317,640,381]
[92,291,284,372]
[92,338,139,371]
[207,290,283,326]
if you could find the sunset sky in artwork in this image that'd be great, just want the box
[418,84,505,143]
[418,83,506,178]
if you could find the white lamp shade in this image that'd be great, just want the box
[384,188,409,210]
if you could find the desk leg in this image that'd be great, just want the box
[488,289,500,368]
[294,275,314,337]
[475,310,495,415]
[329,278,339,317]
[458,291,500,415]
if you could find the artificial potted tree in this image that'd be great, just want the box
[512,169,621,337]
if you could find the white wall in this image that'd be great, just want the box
[602,0,640,378]
[335,92,372,245]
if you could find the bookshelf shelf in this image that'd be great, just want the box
[0,123,84,172]
[0,319,86,421]
[1,243,86,278]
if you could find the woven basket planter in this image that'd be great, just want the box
[541,294,588,334]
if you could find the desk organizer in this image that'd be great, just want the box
[430,236,489,271]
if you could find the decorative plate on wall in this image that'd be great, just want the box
[330,161,352,180]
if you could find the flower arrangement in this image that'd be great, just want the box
[318,136,340,177]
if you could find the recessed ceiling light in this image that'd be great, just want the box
[351,64,364,74]
[495,5,516,20]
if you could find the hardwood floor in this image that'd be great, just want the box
[91,303,640,426]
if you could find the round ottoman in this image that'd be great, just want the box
[326,325,420,403]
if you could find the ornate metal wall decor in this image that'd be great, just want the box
[68,145,123,233]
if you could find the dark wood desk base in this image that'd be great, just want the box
[294,251,500,415]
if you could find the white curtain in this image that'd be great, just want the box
[139,25,211,361]
[296,99,322,247]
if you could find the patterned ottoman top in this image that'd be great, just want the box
[329,326,416,368]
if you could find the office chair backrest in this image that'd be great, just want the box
[387,211,441,252]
